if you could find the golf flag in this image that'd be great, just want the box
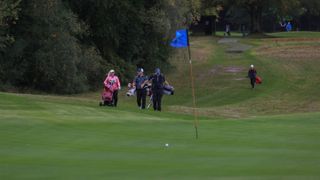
[170,29,199,139]
[170,29,189,48]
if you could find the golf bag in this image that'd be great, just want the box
[146,85,174,109]
[126,83,136,96]
[256,76,262,84]
[163,85,174,95]
[100,86,114,106]
[126,82,151,96]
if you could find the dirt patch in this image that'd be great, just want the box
[198,66,246,81]
[218,38,252,53]
[256,45,320,60]
[234,78,246,81]
[224,66,245,73]
[218,38,238,44]
[205,66,245,75]
[192,47,212,62]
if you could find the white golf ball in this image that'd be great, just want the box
[165,143,169,147]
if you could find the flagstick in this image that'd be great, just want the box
[187,30,199,139]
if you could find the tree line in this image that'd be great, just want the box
[1,0,319,94]
[0,0,194,93]
[201,0,320,33]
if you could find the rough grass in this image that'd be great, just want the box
[256,45,320,59]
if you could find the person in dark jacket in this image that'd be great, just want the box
[133,68,148,109]
[248,64,257,89]
[149,68,165,111]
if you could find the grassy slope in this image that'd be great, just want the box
[1,32,320,179]
[165,32,320,118]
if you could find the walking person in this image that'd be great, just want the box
[133,68,148,109]
[248,65,257,89]
[241,24,246,37]
[149,68,165,111]
[104,69,121,106]
[225,24,231,36]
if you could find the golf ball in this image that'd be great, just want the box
[165,143,169,147]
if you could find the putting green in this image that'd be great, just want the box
[1,92,320,179]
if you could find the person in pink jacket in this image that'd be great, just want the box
[104,69,121,107]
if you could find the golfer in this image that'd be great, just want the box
[104,69,121,107]
[248,65,257,89]
[149,68,165,111]
[133,68,148,109]
[225,24,231,36]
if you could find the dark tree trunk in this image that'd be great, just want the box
[250,6,254,32]
[248,3,263,33]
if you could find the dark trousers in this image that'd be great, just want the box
[136,89,147,109]
[112,90,118,106]
[250,78,256,89]
[152,89,163,111]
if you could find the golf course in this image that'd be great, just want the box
[1,32,320,179]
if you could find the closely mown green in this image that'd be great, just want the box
[1,92,320,179]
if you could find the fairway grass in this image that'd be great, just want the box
[1,92,320,179]
[1,32,320,179]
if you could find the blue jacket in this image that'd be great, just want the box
[248,69,257,79]
[134,75,148,89]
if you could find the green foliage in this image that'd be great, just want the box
[1,0,196,94]
[67,0,194,79]
[0,0,21,50]
[1,0,107,93]
[215,0,320,33]
[298,0,320,17]
[200,0,223,17]
[1,0,320,94]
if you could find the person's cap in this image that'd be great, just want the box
[250,65,254,68]
[110,69,115,73]
[138,68,144,73]
[155,68,160,74]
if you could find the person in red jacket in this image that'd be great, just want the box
[104,69,121,106]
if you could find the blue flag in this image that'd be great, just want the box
[170,29,189,48]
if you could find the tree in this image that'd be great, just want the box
[217,0,302,33]
[1,0,107,93]
[298,0,320,30]
[0,0,21,51]
[67,0,194,79]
